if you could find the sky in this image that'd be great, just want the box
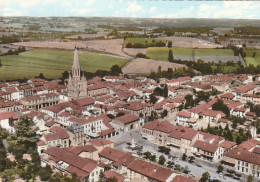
[0,0,259,19]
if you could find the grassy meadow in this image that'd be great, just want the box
[146,47,233,61]
[0,48,128,81]
[244,49,260,66]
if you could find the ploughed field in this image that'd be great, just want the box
[146,47,235,62]
[0,48,128,81]
[244,49,260,66]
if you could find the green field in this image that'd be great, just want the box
[244,49,260,66]
[0,49,128,81]
[146,47,233,61]
[211,65,239,73]
[124,38,165,46]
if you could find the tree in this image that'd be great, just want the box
[150,94,158,104]
[168,49,173,62]
[150,155,156,162]
[236,135,242,145]
[0,59,2,67]
[182,153,187,161]
[212,99,230,116]
[188,156,195,163]
[38,73,45,79]
[217,165,224,173]
[110,65,122,76]
[200,172,210,182]
[247,175,254,182]
[163,85,168,97]
[158,155,166,165]
[167,41,172,48]
[106,177,118,182]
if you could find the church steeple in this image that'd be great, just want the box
[71,48,81,77]
[68,48,88,99]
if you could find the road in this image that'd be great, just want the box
[109,128,241,182]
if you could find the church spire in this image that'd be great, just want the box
[71,48,81,77]
[72,48,81,70]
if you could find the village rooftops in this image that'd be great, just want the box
[99,147,135,166]
[0,111,18,120]
[143,120,175,133]
[234,83,256,93]
[127,159,174,182]
[171,175,196,182]
[89,138,113,147]
[104,171,125,182]
[115,114,139,124]
[169,125,199,141]
[193,140,219,153]
[44,147,98,178]
[65,145,97,155]
[220,93,235,99]
[177,111,191,118]
[199,109,226,118]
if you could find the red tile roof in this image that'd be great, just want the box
[127,159,173,182]
[75,97,95,106]
[169,125,199,141]
[45,147,98,178]
[66,145,97,155]
[220,141,236,152]
[235,84,256,93]
[44,130,69,141]
[115,114,139,124]
[200,109,226,118]
[220,93,235,99]
[177,111,191,118]
[99,147,135,166]
[89,138,113,147]
[143,120,174,133]
[104,171,125,182]
[193,140,219,153]
[172,175,196,182]
[37,140,46,146]
[0,111,18,120]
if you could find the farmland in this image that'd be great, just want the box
[0,48,128,81]
[244,49,260,66]
[124,38,165,47]
[122,58,186,74]
[146,47,234,61]
[12,39,131,59]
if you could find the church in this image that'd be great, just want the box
[67,48,88,99]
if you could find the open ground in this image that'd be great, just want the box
[146,47,234,61]
[0,48,128,81]
[244,49,260,66]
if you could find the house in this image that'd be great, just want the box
[111,114,142,132]
[41,147,104,182]
[126,159,176,182]
[199,109,226,129]
[0,111,19,133]
[99,147,135,174]
[222,138,260,179]
[234,84,257,100]
[65,145,98,160]
[176,111,192,126]
[88,138,114,153]
[37,127,70,154]
[104,171,126,182]
[141,120,175,146]
[167,76,191,87]
[241,94,260,105]
[168,125,200,156]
